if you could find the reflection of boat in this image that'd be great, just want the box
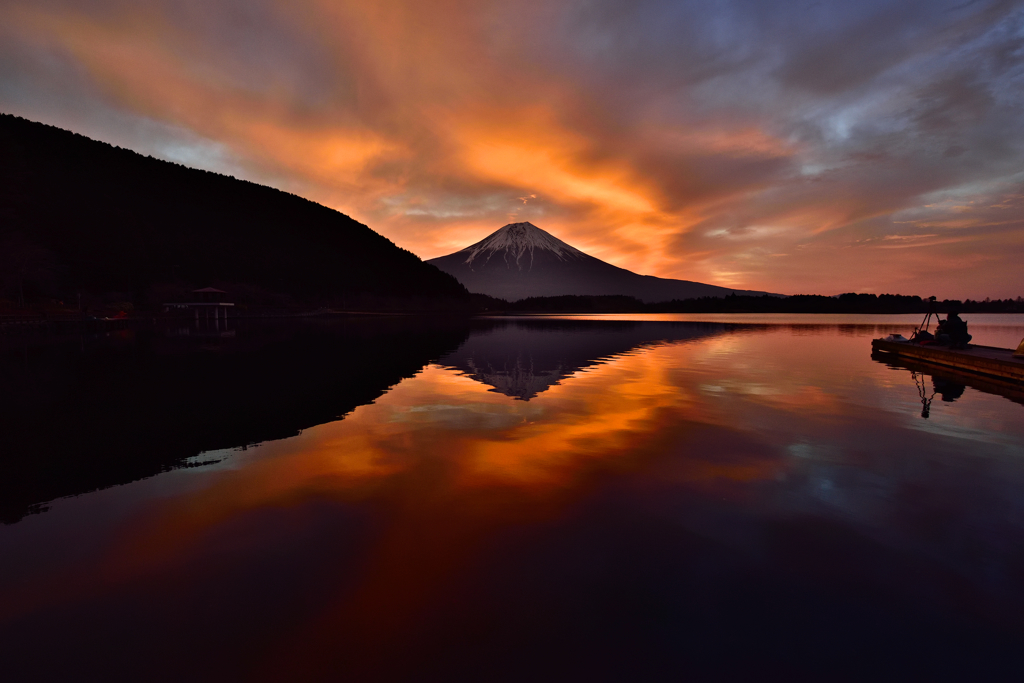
[871,338,1024,385]
[871,349,1024,410]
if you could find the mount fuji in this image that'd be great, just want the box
[427,222,774,302]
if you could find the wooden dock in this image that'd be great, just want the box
[871,339,1024,384]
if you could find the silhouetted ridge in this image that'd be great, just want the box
[0,113,467,307]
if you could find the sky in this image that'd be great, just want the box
[2,0,1023,298]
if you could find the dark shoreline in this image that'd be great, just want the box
[3,306,1024,332]
[482,293,1024,315]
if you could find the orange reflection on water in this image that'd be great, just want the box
[4,321,1024,679]
[110,346,736,552]
[0,339,791,647]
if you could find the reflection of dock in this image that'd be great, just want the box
[871,339,1024,384]
[166,326,236,339]
[871,350,1024,408]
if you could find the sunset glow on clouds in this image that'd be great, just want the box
[2,0,1022,297]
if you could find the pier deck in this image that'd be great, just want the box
[871,339,1024,384]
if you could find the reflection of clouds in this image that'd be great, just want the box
[907,409,1024,453]
[4,324,1024,653]
[787,441,843,462]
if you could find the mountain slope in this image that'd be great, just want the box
[0,113,467,307]
[428,222,774,302]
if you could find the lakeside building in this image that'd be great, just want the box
[163,287,235,323]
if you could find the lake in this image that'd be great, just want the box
[2,314,1023,680]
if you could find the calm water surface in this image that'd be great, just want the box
[2,315,1023,680]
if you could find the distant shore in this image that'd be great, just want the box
[475,293,1024,316]
[3,292,1023,328]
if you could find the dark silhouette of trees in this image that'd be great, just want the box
[481,293,1024,314]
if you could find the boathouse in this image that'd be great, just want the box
[163,287,235,322]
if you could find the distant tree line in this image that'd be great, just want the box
[479,293,1024,314]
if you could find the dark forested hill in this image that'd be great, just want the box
[0,113,467,309]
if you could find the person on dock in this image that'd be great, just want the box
[936,311,972,349]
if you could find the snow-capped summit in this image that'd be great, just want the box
[460,222,586,268]
[427,222,774,302]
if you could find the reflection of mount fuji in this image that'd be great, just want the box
[440,320,733,400]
